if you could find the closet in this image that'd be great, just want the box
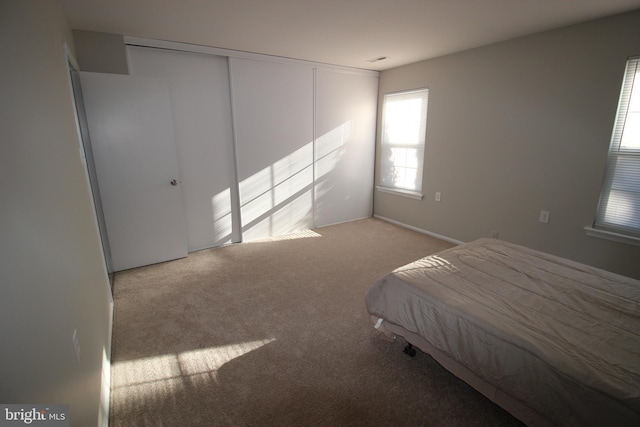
[79,40,378,271]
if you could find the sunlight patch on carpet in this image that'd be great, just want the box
[111,338,276,406]
[247,229,321,242]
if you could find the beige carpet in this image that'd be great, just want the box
[109,217,523,426]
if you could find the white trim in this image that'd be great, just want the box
[374,215,464,245]
[124,36,380,77]
[376,185,424,200]
[316,215,373,230]
[312,67,318,229]
[64,44,114,288]
[227,57,244,244]
[64,42,79,70]
[584,226,640,247]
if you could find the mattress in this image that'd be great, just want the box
[365,238,640,426]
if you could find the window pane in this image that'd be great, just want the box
[391,147,406,167]
[395,166,418,191]
[392,147,419,168]
[620,69,640,150]
[602,189,640,230]
[385,98,425,145]
[406,149,419,169]
[600,157,640,232]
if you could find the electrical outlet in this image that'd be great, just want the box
[491,230,499,239]
[72,329,81,362]
[435,192,441,202]
[539,210,550,224]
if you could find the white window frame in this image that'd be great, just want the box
[377,88,429,199]
[587,57,640,246]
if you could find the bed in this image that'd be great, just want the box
[365,238,640,427]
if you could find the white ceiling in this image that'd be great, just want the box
[62,0,640,71]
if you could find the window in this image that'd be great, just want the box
[593,57,640,240]
[378,88,428,197]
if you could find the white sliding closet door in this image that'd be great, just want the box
[230,58,315,241]
[127,46,239,251]
[315,70,378,227]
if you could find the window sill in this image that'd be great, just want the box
[376,186,423,200]
[584,226,640,247]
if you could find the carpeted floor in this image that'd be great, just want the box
[109,217,523,426]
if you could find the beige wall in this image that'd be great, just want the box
[374,10,640,279]
[73,30,129,74]
[0,1,112,425]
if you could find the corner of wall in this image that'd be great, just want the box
[72,30,129,74]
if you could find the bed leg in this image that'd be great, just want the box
[403,343,417,357]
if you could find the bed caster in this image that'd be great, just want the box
[403,343,416,357]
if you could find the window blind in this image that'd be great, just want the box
[380,89,429,193]
[595,57,640,236]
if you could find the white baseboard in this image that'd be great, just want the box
[316,215,373,230]
[374,215,465,246]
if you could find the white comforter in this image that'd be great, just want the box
[366,238,640,426]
